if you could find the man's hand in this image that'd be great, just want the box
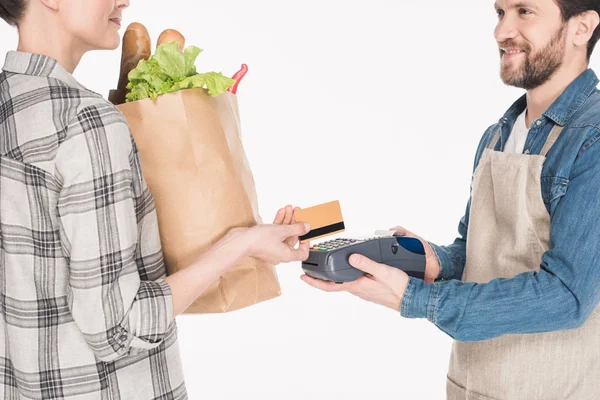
[301,254,410,311]
[390,225,440,283]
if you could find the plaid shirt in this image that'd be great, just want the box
[0,51,187,399]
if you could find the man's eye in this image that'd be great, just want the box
[519,8,532,15]
[496,9,504,17]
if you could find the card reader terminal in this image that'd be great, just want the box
[302,236,426,283]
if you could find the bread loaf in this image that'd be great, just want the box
[109,22,151,104]
[118,22,151,91]
[157,29,185,51]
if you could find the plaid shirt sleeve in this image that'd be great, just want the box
[54,102,174,363]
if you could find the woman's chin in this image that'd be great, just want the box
[96,35,121,51]
[84,37,120,51]
[109,39,121,51]
[109,32,122,49]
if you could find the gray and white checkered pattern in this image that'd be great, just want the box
[0,51,187,399]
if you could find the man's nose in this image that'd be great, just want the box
[494,17,519,43]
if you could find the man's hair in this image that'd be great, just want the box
[555,0,600,60]
[0,0,27,26]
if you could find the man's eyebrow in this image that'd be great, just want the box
[494,1,540,11]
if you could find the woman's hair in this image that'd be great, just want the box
[555,0,600,60]
[0,0,27,27]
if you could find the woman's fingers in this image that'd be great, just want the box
[283,205,294,224]
[284,206,302,246]
[273,207,286,224]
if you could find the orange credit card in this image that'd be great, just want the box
[295,200,345,243]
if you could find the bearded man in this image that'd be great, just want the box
[302,1,600,398]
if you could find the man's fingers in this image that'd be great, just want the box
[389,225,408,236]
[300,275,348,292]
[348,254,385,276]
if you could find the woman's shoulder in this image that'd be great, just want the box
[3,70,124,132]
[65,95,131,143]
[58,96,135,171]
[71,95,125,122]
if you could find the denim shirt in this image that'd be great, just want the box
[400,68,600,342]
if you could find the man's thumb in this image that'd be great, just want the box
[348,254,381,275]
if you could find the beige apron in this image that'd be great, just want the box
[446,125,600,400]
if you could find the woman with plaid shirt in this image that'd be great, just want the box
[0,0,310,398]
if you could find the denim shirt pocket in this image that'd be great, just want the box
[541,176,569,214]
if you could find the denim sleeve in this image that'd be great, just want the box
[401,134,600,342]
[428,202,469,281]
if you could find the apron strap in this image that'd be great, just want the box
[487,129,502,150]
[539,124,564,157]
[487,124,563,156]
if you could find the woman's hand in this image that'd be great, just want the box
[218,205,311,266]
[169,207,310,317]
[273,205,303,247]
[247,221,312,265]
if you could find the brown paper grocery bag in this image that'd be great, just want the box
[115,88,281,313]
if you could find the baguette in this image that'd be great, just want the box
[109,22,151,104]
[117,22,152,92]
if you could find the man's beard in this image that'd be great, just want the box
[500,24,567,90]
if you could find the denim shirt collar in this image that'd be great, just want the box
[2,51,88,91]
[501,68,599,127]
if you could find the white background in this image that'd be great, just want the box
[3,1,599,399]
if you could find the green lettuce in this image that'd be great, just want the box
[125,41,235,102]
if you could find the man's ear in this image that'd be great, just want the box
[38,0,60,12]
[572,10,600,48]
